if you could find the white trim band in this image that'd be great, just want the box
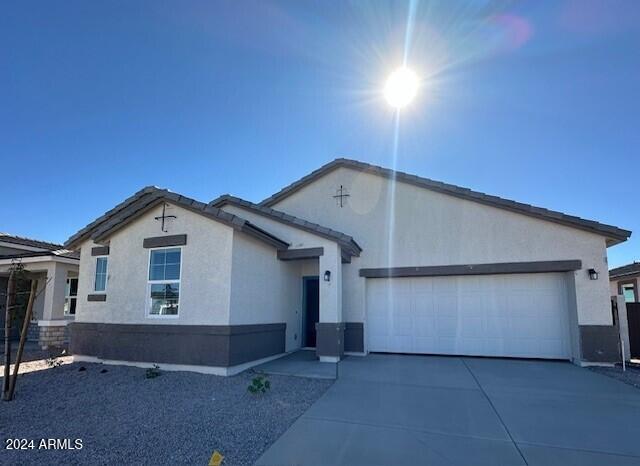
[38,320,72,327]
[72,352,287,376]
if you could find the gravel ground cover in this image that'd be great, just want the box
[1,361,333,465]
[590,363,640,389]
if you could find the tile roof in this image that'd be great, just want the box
[0,233,63,251]
[0,249,80,261]
[65,187,289,251]
[609,262,640,279]
[209,195,362,257]
[259,158,631,246]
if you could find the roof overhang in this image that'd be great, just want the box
[211,195,361,260]
[65,188,289,252]
[0,255,79,267]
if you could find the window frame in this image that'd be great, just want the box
[618,278,639,303]
[146,246,182,319]
[64,277,79,316]
[94,256,109,293]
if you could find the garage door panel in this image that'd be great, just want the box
[436,315,461,338]
[484,338,506,356]
[389,336,413,353]
[392,313,412,336]
[414,306,436,337]
[486,310,508,338]
[366,273,570,359]
[413,336,437,353]
[432,277,457,294]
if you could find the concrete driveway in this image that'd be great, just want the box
[256,354,640,466]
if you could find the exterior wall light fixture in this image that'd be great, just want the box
[324,270,331,282]
[588,268,598,280]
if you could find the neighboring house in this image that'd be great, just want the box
[65,158,631,375]
[0,233,80,348]
[610,262,640,303]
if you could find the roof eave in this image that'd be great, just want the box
[259,158,631,244]
[213,195,361,257]
[65,186,162,249]
[66,188,289,253]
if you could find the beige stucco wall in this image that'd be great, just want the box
[610,280,619,296]
[43,262,78,321]
[32,277,46,321]
[270,166,613,327]
[76,203,234,325]
[229,232,302,351]
[222,204,343,323]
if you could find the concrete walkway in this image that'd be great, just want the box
[256,354,640,466]
[254,350,337,379]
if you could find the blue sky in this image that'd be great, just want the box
[1,1,638,267]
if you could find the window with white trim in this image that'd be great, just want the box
[621,283,636,303]
[64,278,78,315]
[94,257,108,292]
[147,247,181,316]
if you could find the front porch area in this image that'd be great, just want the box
[276,244,349,363]
[0,254,79,349]
[254,349,338,380]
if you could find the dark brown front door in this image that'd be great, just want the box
[303,277,319,347]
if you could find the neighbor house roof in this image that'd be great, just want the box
[209,194,362,258]
[609,262,640,280]
[259,158,631,246]
[65,187,289,251]
[0,249,80,262]
[0,233,63,251]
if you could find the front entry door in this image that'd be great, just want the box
[303,277,320,347]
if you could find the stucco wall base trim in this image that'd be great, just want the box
[577,361,616,368]
[319,356,340,363]
[316,322,345,359]
[344,322,364,353]
[579,325,620,363]
[38,320,71,327]
[73,352,287,376]
[70,322,286,367]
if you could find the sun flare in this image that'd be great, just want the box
[384,67,419,109]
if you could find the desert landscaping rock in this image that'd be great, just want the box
[590,364,640,390]
[0,362,332,465]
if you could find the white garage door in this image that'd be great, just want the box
[366,273,571,359]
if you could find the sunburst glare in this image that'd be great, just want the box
[384,67,419,108]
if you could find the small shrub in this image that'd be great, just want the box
[46,356,62,368]
[45,349,66,368]
[145,364,162,379]
[248,375,271,394]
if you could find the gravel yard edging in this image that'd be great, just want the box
[589,364,640,390]
[1,362,333,465]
